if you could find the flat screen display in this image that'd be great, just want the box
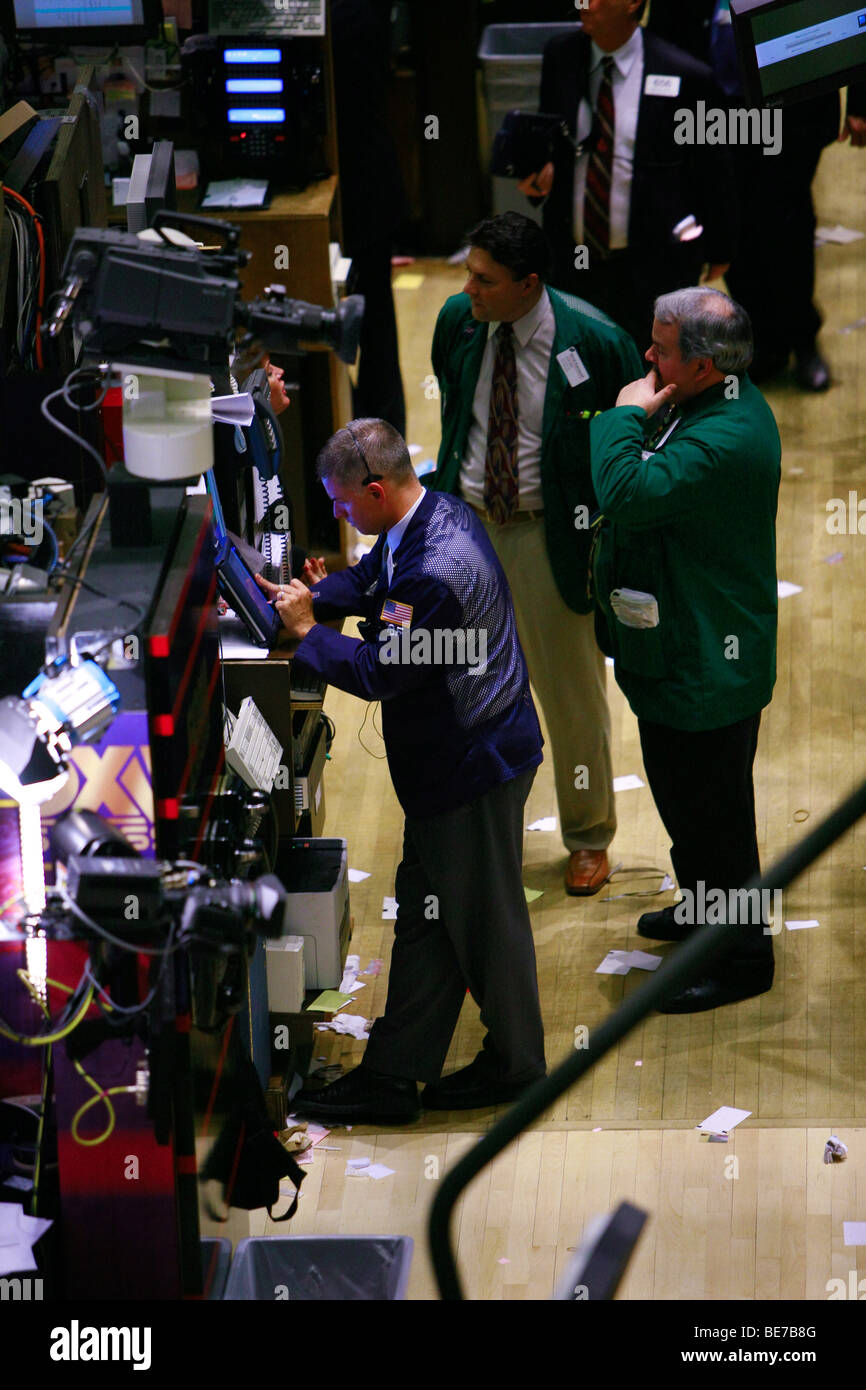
[732,0,866,105]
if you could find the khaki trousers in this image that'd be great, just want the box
[480,515,615,852]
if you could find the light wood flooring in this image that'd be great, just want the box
[252,140,866,1301]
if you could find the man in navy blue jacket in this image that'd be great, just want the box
[257,418,546,1121]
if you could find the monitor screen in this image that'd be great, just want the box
[215,542,282,648]
[204,469,228,554]
[731,0,866,106]
[9,0,158,42]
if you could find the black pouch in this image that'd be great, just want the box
[491,110,573,179]
[201,1050,306,1223]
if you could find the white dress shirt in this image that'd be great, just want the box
[573,26,644,250]
[385,486,425,583]
[460,288,555,513]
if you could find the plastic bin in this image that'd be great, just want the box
[222,1235,414,1301]
[478,22,578,219]
[200,1237,233,1300]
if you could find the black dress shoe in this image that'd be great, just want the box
[658,967,774,1014]
[292,1065,419,1123]
[421,1057,545,1111]
[637,903,692,942]
[793,348,831,392]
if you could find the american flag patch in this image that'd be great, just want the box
[381,597,413,627]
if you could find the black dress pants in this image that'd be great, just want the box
[346,237,406,437]
[638,712,774,969]
[725,140,825,367]
[362,770,546,1085]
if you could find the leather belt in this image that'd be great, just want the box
[467,501,544,526]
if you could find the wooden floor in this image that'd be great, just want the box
[252,141,866,1300]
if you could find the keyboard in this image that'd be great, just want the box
[208,0,325,35]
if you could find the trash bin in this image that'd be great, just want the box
[478,22,578,220]
[222,1235,414,1301]
[200,1237,233,1300]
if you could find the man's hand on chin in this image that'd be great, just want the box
[615,370,678,416]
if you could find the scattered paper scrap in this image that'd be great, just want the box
[634,1060,643,1067]
[528,816,557,832]
[367,1164,396,1180]
[824,552,844,565]
[362,958,383,976]
[597,949,661,975]
[592,1127,603,1132]
[843,1223,866,1246]
[407,443,422,456]
[825,1136,848,1164]
[614,774,645,792]
[777,580,803,598]
[346,1157,370,1172]
[597,950,632,975]
[497,1258,511,1265]
[524,886,543,903]
[787,466,805,476]
[348,868,371,882]
[382,897,398,919]
[393,272,424,289]
[625,950,662,971]
[839,315,866,335]
[785,919,819,931]
[661,874,675,891]
[697,1106,751,1135]
[605,656,614,666]
[0,1204,51,1277]
[815,224,864,244]
[314,1014,370,1039]
[308,990,355,1013]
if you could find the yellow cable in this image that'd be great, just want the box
[0,983,94,1046]
[71,1062,136,1147]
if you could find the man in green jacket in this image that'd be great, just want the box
[432,213,643,895]
[590,286,780,1011]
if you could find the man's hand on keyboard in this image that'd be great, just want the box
[255,574,316,640]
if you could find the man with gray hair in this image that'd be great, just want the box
[589,286,780,1011]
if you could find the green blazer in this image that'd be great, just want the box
[431,287,643,615]
[590,377,781,730]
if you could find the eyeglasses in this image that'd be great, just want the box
[344,424,383,487]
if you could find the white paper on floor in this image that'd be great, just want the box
[596,950,632,975]
[382,897,398,919]
[697,1106,751,1135]
[348,868,371,882]
[815,224,863,244]
[315,1014,370,1039]
[777,580,803,598]
[625,950,662,971]
[527,817,557,831]
[613,774,645,792]
[785,919,820,931]
[843,1223,866,1246]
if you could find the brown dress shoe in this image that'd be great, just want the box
[565,849,610,896]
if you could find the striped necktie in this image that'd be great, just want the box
[584,56,616,260]
[483,321,519,524]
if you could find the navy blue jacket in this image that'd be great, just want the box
[293,490,543,819]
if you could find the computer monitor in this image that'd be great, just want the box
[204,468,229,556]
[730,0,866,107]
[5,0,161,45]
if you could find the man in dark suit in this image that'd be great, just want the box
[518,0,738,347]
[647,0,866,391]
[258,420,546,1120]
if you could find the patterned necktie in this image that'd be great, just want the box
[483,321,519,523]
[584,56,616,260]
